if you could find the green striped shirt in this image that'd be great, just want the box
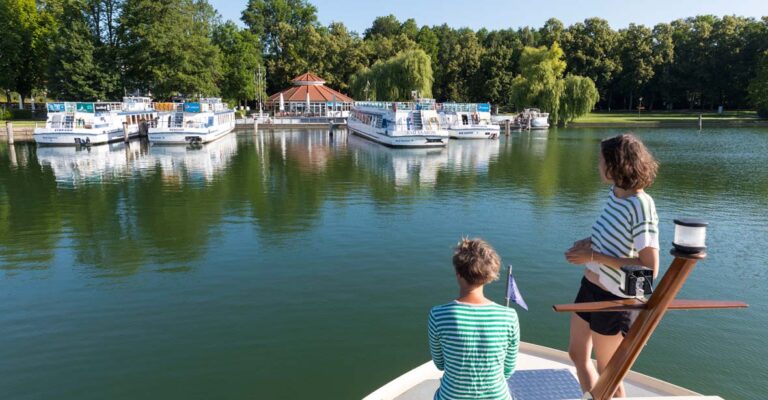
[587,187,659,297]
[428,302,519,400]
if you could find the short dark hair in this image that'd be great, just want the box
[452,238,501,285]
[601,134,658,190]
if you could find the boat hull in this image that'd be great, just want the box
[148,123,235,144]
[34,127,136,145]
[447,125,501,139]
[363,342,713,400]
[348,121,447,148]
[531,117,550,129]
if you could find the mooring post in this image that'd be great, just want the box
[505,120,511,136]
[698,114,703,130]
[123,121,129,143]
[6,121,14,145]
[8,143,17,167]
[253,117,258,133]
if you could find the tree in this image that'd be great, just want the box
[616,24,656,110]
[539,18,564,47]
[364,14,401,39]
[349,49,433,101]
[561,18,621,107]
[0,0,53,107]
[119,0,222,98]
[212,21,264,105]
[416,25,438,63]
[748,51,768,117]
[241,0,318,92]
[510,43,566,123]
[47,0,113,100]
[559,75,599,125]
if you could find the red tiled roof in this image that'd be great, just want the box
[267,73,354,103]
[291,72,325,83]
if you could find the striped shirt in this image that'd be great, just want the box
[428,301,519,400]
[587,187,659,297]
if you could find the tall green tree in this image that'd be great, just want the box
[48,0,115,100]
[510,43,566,123]
[561,18,621,107]
[748,51,768,117]
[212,21,264,106]
[0,0,53,107]
[349,49,433,101]
[119,0,222,98]
[559,75,599,125]
[616,23,656,110]
[241,0,318,92]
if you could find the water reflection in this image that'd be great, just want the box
[37,142,146,187]
[2,128,767,275]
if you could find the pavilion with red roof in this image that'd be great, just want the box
[267,72,354,117]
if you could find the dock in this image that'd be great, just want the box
[236,117,346,131]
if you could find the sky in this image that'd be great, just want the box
[209,0,768,33]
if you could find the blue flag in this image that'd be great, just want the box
[506,265,528,310]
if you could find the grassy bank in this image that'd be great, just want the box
[570,110,765,127]
[0,120,39,127]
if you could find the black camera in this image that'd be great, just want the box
[619,265,654,298]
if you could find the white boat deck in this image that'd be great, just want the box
[364,342,723,400]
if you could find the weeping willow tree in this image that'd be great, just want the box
[559,75,599,125]
[510,43,566,124]
[349,49,433,101]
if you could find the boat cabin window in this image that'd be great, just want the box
[462,114,469,125]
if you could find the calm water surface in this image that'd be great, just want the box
[0,128,766,399]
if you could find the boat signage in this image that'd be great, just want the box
[184,102,201,113]
[478,103,491,112]
[94,104,110,112]
[47,103,65,112]
[76,103,94,113]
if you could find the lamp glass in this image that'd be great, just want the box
[673,224,707,248]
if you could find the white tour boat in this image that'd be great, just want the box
[348,99,449,148]
[148,98,235,144]
[34,97,157,145]
[439,102,501,139]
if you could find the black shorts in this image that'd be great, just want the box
[575,277,638,336]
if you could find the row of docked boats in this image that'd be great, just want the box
[348,99,550,148]
[33,97,235,146]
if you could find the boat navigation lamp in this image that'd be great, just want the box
[618,265,654,298]
[673,218,708,254]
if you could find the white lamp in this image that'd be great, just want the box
[673,219,708,254]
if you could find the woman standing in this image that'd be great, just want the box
[564,134,660,397]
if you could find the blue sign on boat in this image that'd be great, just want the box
[184,102,201,113]
[478,103,491,112]
[47,103,65,112]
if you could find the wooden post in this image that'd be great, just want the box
[6,121,14,144]
[123,121,129,143]
[505,120,510,136]
[253,117,258,133]
[8,143,17,167]
[589,252,703,399]
[698,114,703,130]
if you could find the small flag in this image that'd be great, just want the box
[505,265,528,310]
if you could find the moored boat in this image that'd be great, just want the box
[348,99,449,148]
[439,102,500,139]
[34,97,157,146]
[148,98,235,145]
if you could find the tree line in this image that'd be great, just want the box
[2,0,768,115]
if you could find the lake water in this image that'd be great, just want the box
[0,128,766,399]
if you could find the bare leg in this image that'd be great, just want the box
[592,331,627,397]
[569,314,598,393]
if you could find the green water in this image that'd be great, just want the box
[0,128,766,399]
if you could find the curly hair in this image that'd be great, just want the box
[601,134,659,190]
[452,238,501,285]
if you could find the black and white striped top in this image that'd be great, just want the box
[587,187,659,297]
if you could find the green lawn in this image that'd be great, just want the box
[0,120,39,127]
[574,110,760,123]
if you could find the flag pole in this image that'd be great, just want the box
[505,265,512,307]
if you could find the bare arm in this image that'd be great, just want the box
[568,246,660,278]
